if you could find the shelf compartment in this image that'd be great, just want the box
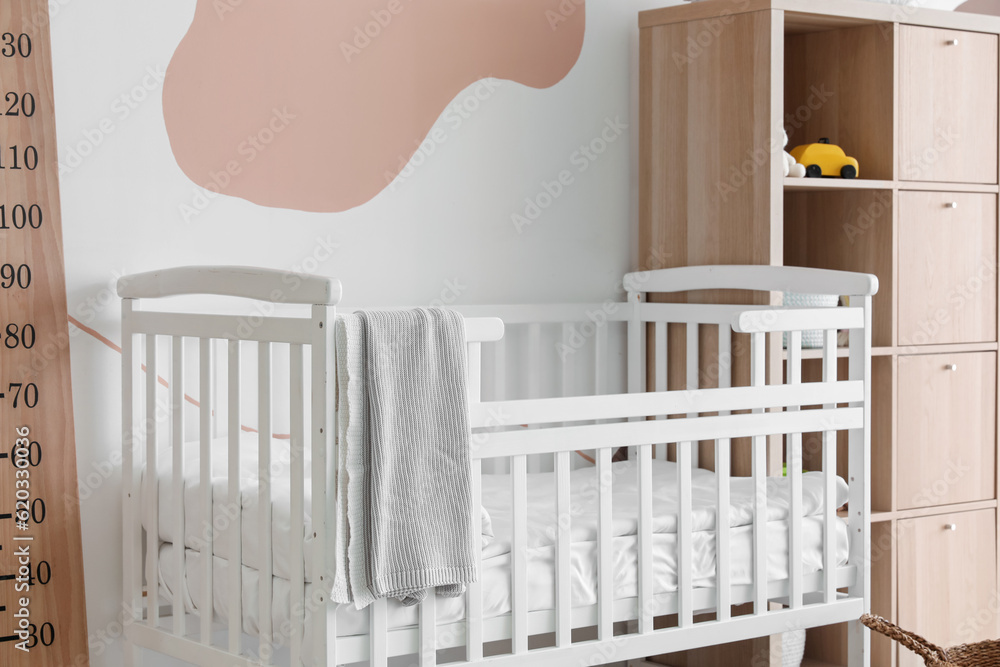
[784,189,894,348]
[785,23,895,182]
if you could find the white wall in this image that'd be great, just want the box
[50,0,963,664]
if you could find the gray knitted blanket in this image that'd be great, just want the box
[332,308,477,609]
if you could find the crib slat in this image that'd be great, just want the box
[213,339,224,439]
[311,304,335,665]
[678,440,694,627]
[512,454,529,654]
[654,323,667,460]
[528,323,541,400]
[686,323,700,467]
[466,341,482,661]
[493,337,506,401]
[718,326,731,391]
[555,449,572,646]
[627,291,645,400]
[637,443,654,633]
[258,343,274,663]
[597,447,613,641]
[680,322,698,621]
[199,338,214,644]
[750,332,767,614]
[686,321,699,389]
[420,595,437,667]
[145,334,160,628]
[561,323,573,401]
[595,316,607,397]
[655,322,667,392]
[716,326,732,621]
[122,303,143,650]
[527,325,541,474]
[626,296,641,457]
[326,613,338,667]
[371,599,388,667]
[290,344,306,664]
[122,305,135,617]
[227,340,242,654]
[492,338,507,476]
[847,297,872,663]
[787,330,804,609]
[468,459,484,661]
[752,461,768,614]
[715,438,732,621]
[822,328,838,603]
[172,337,185,637]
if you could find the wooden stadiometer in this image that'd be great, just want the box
[0,1,89,665]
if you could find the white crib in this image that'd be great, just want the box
[118,264,875,667]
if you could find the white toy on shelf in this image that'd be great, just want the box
[784,129,806,178]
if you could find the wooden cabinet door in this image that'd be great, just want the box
[897,352,996,510]
[898,192,997,346]
[898,509,998,667]
[900,26,998,183]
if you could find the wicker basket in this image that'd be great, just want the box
[782,292,841,348]
[862,614,1000,666]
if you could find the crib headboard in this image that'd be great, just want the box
[116,266,505,662]
[117,265,343,305]
[621,264,878,473]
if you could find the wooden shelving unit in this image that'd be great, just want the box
[638,1,1000,665]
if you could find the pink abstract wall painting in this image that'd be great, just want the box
[163,0,586,213]
[955,0,1000,16]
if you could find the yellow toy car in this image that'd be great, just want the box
[790,138,859,179]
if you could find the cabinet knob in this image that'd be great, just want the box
[945,201,959,209]
[945,363,958,371]
[946,39,960,46]
[945,523,958,531]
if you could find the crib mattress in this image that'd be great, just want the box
[143,434,851,650]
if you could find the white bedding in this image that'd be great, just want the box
[143,434,850,651]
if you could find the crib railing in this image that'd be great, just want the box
[460,325,864,660]
[119,268,340,666]
[453,304,631,474]
[118,264,874,667]
[334,268,873,666]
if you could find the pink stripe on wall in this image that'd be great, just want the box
[163,0,586,213]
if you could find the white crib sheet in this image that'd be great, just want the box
[143,435,851,651]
